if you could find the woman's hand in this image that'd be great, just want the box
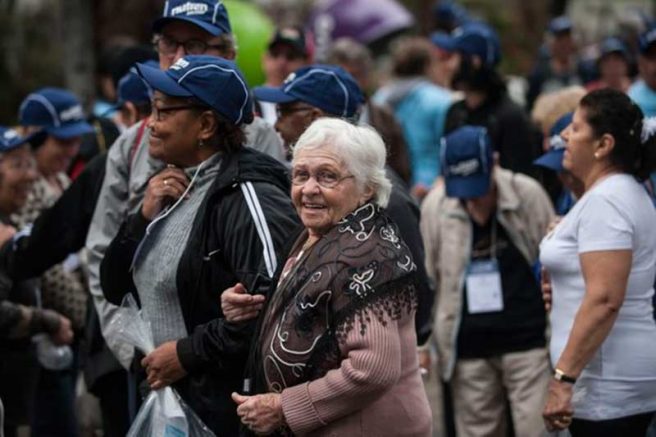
[232,392,284,435]
[49,315,74,345]
[542,379,574,431]
[221,283,265,322]
[142,167,190,220]
[541,267,552,313]
[141,340,187,390]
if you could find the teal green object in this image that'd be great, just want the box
[224,0,273,87]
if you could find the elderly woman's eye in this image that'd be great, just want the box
[318,171,338,183]
[292,170,309,183]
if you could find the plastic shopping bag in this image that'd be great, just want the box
[106,294,216,437]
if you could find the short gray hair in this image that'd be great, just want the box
[292,118,392,207]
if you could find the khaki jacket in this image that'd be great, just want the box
[420,168,555,380]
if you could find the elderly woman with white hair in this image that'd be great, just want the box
[225,118,432,436]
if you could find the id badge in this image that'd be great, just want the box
[465,259,504,314]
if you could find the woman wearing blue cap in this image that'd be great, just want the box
[99,55,299,435]
[0,127,74,437]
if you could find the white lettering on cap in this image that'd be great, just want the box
[60,105,84,122]
[448,158,480,176]
[171,2,208,16]
[171,58,190,71]
[3,130,19,141]
[283,72,296,84]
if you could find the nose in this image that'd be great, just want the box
[301,176,321,194]
[173,44,186,63]
[561,125,571,143]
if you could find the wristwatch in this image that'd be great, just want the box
[554,368,577,384]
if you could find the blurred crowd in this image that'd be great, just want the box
[1,1,656,436]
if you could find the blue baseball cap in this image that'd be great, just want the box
[549,16,573,35]
[452,22,501,67]
[534,112,573,172]
[430,31,456,52]
[136,55,253,125]
[0,127,33,153]
[441,126,494,199]
[116,61,159,108]
[599,37,630,61]
[253,65,364,118]
[153,0,231,37]
[433,1,470,28]
[639,26,656,54]
[18,88,94,139]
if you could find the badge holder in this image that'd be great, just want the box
[465,218,504,314]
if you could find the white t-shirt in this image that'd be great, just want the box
[540,173,656,420]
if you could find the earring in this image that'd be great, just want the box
[198,139,204,148]
[594,152,600,159]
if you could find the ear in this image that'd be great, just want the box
[197,111,218,142]
[359,184,375,205]
[124,102,139,127]
[596,133,616,158]
[308,108,324,123]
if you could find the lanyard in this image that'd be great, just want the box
[490,215,497,260]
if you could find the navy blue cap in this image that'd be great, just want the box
[116,60,159,107]
[153,0,231,36]
[0,127,32,153]
[452,22,501,67]
[534,112,573,172]
[441,126,494,199]
[136,55,253,125]
[253,65,364,118]
[599,37,629,60]
[549,16,573,35]
[18,88,94,139]
[639,26,656,54]
[430,31,456,52]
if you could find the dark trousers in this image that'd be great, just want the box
[570,411,655,437]
[93,370,131,437]
[31,360,79,437]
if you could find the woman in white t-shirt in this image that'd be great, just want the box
[540,88,656,436]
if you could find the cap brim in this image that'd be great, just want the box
[534,149,565,172]
[445,173,491,199]
[153,16,224,36]
[136,63,193,98]
[46,121,95,139]
[253,86,298,104]
[430,33,456,51]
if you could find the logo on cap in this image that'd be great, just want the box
[171,58,191,71]
[171,2,209,16]
[60,105,84,122]
[283,72,296,84]
[448,158,480,176]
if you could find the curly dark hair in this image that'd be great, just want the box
[579,88,656,180]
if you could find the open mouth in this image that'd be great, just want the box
[303,202,326,210]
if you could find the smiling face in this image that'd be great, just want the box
[34,135,81,177]
[291,146,370,238]
[0,145,38,214]
[147,91,205,166]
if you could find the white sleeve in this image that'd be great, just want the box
[577,193,633,253]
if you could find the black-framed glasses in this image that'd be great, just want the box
[276,105,315,118]
[291,169,354,189]
[153,34,227,56]
[151,103,208,121]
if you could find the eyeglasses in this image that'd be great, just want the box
[151,102,208,121]
[0,156,37,172]
[276,105,314,118]
[153,34,227,56]
[291,169,354,189]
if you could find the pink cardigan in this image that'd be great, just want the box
[280,309,432,436]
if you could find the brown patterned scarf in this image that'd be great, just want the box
[257,203,418,393]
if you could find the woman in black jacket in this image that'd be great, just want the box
[99,56,299,435]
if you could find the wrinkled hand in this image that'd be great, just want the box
[541,267,552,313]
[141,341,187,390]
[142,167,190,220]
[0,223,16,246]
[418,349,431,379]
[50,315,74,345]
[543,379,574,431]
[232,392,284,435]
[221,283,265,323]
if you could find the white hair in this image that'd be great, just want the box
[292,118,392,207]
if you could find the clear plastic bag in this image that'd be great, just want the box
[106,294,216,437]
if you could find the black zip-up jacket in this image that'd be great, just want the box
[100,148,300,436]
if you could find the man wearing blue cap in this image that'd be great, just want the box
[527,16,584,109]
[421,126,554,437]
[110,62,159,130]
[445,22,539,178]
[629,26,656,117]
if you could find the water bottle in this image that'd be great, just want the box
[33,333,73,370]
